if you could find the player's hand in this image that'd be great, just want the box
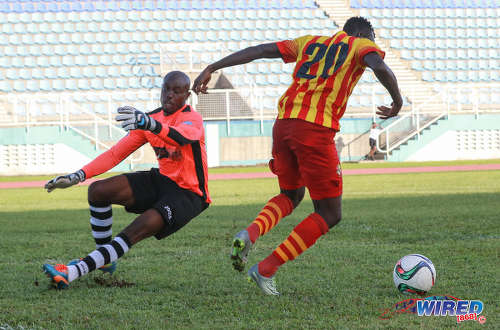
[192,67,212,94]
[45,169,85,193]
[116,106,158,132]
[376,101,402,120]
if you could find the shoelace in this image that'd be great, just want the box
[54,264,68,272]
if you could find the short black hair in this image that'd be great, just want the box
[164,71,190,86]
[343,16,374,36]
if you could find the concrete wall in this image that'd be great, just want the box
[401,114,500,161]
[3,115,497,175]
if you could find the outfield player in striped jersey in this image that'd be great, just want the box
[43,71,211,289]
[193,17,402,295]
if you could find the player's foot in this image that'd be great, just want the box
[231,229,252,272]
[247,263,280,296]
[99,261,117,275]
[69,258,117,275]
[42,264,69,289]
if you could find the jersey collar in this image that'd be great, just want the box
[163,104,189,116]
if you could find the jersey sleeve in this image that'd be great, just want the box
[276,39,300,63]
[82,130,147,179]
[154,112,204,146]
[355,38,385,66]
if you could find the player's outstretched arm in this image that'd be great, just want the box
[44,169,85,193]
[192,43,281,94]
[364,53,403,119]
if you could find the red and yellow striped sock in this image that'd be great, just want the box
[258,213,329,277]
[246,194,294,243]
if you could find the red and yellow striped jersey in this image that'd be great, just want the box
[276,31,385,131]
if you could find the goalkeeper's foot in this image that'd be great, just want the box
[43,264,69,290]
[231,230,252,272]
[99,261,117,275]
[247,263,280,296]
[69,259,117,275]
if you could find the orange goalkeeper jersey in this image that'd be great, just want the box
[82,104,210,203]
[276,31,385,131]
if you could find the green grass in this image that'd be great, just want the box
[0,167,499,329]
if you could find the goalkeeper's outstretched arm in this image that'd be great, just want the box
[45,131,146,192]
[44,169,85,192]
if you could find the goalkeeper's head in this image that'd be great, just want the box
[161,71,191,114]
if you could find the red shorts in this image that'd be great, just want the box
[269,118,342,200]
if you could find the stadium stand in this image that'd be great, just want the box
[0,0,499,170]
[0,0,496,118]
[0,0,339,118]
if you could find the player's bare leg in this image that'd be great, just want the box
[312,195,342,229]
[368,146,376,160]
[120,209,165,245]
[281,187,305,208]
[87,175,135,208]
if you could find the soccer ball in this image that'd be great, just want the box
[393,254,436,295]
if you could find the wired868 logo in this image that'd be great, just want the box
[418,299,485,324]
[380,296,486,324]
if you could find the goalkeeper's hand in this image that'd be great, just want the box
[116,106,158,132]
[44,169,85,193]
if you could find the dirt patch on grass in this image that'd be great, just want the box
[94,276,135,288]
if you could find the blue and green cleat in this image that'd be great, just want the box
[42,264,69,289]
[99,261,117,275]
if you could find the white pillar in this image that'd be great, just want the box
[206,124,220,168]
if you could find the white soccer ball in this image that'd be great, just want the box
[393,254,436,295]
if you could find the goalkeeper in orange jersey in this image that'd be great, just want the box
[193,17,402,295]
[42,71,210,289]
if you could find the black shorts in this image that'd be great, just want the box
[124,168,209,240]
[369,138,377,148]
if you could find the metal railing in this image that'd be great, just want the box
[376,83,500,159]
[0,94,144,167]
[1,84,499,164]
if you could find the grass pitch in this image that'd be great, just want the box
[0,163,499,329]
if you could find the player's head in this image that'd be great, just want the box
[372,122,377,128]
[343,16,375,41]
[161,71,191,113]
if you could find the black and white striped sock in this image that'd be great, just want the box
[89,204,112,248]
[67,233,132,282]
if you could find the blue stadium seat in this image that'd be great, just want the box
[42,67,56,79]
[115,78,127,89]
[69,67,82,79]
[5,68,19,80]
[0,3,10,13]
[13,81,26,92]
[74,55,88,66]
[56,67,69,79]
[63,79,77,91]
[83,67,96,78]
[75,79,90,91]
[83,1,97,11]
[90,79,103,90]
[29,67,43,79]
[490,71,500,81]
